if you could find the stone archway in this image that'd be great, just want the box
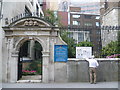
[3,17,66,83]
[17,38,43,82]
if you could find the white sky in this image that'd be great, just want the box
[3,0,119,2]
[70,0,100,3]
[3,0,100,2]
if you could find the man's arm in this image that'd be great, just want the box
[96,60,99,67]
[85,58,89,61]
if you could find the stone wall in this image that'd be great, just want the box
[54,58,119,82]
[0,17,2,87]
[1,1,44,83]
[101,8,120,47]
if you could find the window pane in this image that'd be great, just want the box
[54,11,58,18]
[78,32,84,42]
[84,22,92,26]
[96,22,100,26]
[72,15,80,18]
[84,15,92,19]
[68,32,73,38]
[73,21,80,25]
[96,16,100,19]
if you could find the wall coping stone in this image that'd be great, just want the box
[68,58,120,61]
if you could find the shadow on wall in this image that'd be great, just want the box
[54,59,119,82]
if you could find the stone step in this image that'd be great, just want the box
[17,80,42,83]
[21,75,42,80]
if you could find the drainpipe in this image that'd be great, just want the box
[0,0,3,19]
[0,0,2,86]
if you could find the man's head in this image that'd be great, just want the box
[91,55,95,58]
[89,55,95,59]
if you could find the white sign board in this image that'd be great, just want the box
[76,47,92,59]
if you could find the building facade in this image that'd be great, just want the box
[1,0,44,82]
[0,0,2,84]
[100,0,120,47]
[79,2,100,14]
[49,2,102,56]
[57,11,68,26]
[70,2,100,14]
[69,6,101,56]
[41,0,69,26]
[1,0,71,83]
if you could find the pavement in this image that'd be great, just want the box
[2,82,119,88]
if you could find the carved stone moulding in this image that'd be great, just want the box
[24,20,45,27]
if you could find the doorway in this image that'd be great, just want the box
[18,40,43,82]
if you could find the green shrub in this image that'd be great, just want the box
[23,59,42,75]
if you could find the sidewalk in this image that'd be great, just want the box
[2,82,119,88]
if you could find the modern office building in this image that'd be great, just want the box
[79,2,100,14]
[70,1,100,14]
[31,0,102,55]
[69,6,101,56]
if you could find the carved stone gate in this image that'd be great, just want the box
[3,17,66,83]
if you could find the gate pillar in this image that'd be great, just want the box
[11,51,19,83]
[42,51,50,83]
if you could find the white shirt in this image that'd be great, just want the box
[86,58,99,68]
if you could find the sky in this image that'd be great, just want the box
[2,0,119,2]
[70,0,100,3]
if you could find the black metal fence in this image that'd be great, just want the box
[59,27,120,58]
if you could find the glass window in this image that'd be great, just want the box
[84,22,92,26]
[54,11,58,18]
[85,31,90,41]
[96,22,100,26]
[68,32,73,38]
[84,15,92,19]
[73,21,80,25]
[78,32,84,42]
[96,31,100,34]
[72,15,80,18]
[96,16,100,19]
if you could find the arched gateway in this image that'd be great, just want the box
[3,17,66,83]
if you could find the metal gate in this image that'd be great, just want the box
[18,55,22,80]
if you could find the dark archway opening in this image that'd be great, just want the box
[18,40,43,81]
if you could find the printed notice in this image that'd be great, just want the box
[54,45,68,62]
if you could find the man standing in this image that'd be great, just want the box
[86,55,99,84]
